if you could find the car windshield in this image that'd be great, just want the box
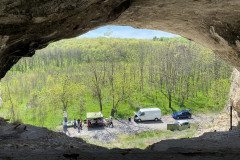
[177,111,183,114]
[137,110,141,115]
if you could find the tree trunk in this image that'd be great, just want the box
[168,91,174,111]
[6,81,15,121]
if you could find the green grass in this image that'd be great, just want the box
[0,88,227,130]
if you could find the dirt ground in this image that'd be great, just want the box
[64,114,215,143]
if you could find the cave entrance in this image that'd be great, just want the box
[0,25,235,149]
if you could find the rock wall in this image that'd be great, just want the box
[229,68,240,117]
[1,1,240,158]
[0,0,240,78]
[1,0,240,116]
[0,0,131,78]
[114,0,240,71]
[0,81,2,109]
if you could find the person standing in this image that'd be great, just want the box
[80,120,82,129]
[77,121,81,133]
[87,120,91,127]
[109,117,113,128]
[128,117,131,123]
[63,121,67,134]
[73,118,76,128]
[111,109,115,117]
[63,111,67,122]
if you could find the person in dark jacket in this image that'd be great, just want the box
[128,117,131,123]
[77,122,81,133]
[73,119,76,128]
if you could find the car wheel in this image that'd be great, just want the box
[155,118,158,121]
[138,119,141,122]
[188,115,191,119]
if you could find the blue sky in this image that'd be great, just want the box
[78,25,179,39]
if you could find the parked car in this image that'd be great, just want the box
[172,110,191,119]
[167,120,190,131]
[134,108,161,122]
[174,120,190,127]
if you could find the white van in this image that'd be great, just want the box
[134,108,161,122]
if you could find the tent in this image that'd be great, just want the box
[86,112,104,119]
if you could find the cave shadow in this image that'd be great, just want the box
[174,118,194,120]
[135,119,163,124]
[87,126,105,131]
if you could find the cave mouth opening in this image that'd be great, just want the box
[0,25,234,149]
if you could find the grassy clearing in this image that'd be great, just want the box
[0,88,226,130]
[85,123,198,149]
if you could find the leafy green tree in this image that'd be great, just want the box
[0,37,233,129]
[46,74,85,112]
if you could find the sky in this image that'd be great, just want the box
[78,25,179,39]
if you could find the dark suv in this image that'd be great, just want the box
[172,110,191,119]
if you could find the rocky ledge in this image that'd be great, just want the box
[0,117,240,160]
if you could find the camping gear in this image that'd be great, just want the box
[86,112,105,127]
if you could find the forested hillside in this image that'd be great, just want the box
[0,37,232,129]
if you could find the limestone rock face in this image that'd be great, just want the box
[0,0,240,78]
[0,81,2,108]
[2,1,240,158]
[1,0,240,114]
[114,0,240,71]
[0,0,131,78]
[229,68,240,117]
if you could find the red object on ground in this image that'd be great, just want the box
[87,120,90,127]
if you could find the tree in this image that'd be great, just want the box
[46,74,85,112]
[89,64,104,112]
[27,90,47,127]
[4,74,17,121]
[0,37,233,128]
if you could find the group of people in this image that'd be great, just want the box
[73,118,82,133]
[63,116,114,135]
[86,117,113,128]
[87,118,105,127]
[63,111,83,134]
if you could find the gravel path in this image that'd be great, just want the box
[64,114,215,143]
